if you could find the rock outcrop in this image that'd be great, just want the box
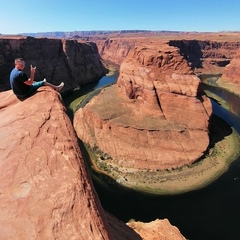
[74,40,212,171]
[0,88,113,239]
[0,36,107,93]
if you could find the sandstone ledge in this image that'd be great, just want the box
[0,88,186,239]
[127,218,186,240]
[0,88,113,239]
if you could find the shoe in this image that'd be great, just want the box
[55,82,64,92]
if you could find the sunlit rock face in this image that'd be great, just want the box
[0,88,113,240]
[0,37,187,239]
[74,41,212,170]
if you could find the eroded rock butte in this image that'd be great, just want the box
[74,40,213,170]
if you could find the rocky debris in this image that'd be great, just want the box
[0,36,107,93]
[168,40,240,74]
[106,213,186,240]
[74,41,212,170]
[127,219,186,240]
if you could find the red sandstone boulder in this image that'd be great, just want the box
[127,219,186,240]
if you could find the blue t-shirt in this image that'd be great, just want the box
[10,68,30,96]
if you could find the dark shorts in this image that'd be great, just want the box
[15,81,45,98]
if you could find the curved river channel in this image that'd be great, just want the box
[64,74,240,240]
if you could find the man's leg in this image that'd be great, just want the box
[43,79,64,92]
[23,80,46,97]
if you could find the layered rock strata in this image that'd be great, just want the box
[168,40,240,74]
[0,36,107,93]
[96,37,138,65]
[74,41,212,170]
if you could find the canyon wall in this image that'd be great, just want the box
[0,88,112,239]
[218,48,240,95]
[0,36,108,93]
[95,37,138,65]
[95,36,240,75]
[0,88,185,240]
[168,40,240,74]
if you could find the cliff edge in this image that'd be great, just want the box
[0,88,185,239]
[0,87,113,239]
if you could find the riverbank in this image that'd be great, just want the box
[201,73,240,99]
[87,114,240,195]
[74,74,240,195]
[72,73,240,195]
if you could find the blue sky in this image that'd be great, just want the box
[1,0,239,34]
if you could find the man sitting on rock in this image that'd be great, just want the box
[10,58,64,98]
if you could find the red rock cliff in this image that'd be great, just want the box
[95,36,240,75]
[0,36,108,93]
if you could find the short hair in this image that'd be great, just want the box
[14,58,24,64]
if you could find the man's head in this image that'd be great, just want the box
[15,58,25,70]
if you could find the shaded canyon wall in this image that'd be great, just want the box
[218,48,240,95]
[0,36,108,93]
